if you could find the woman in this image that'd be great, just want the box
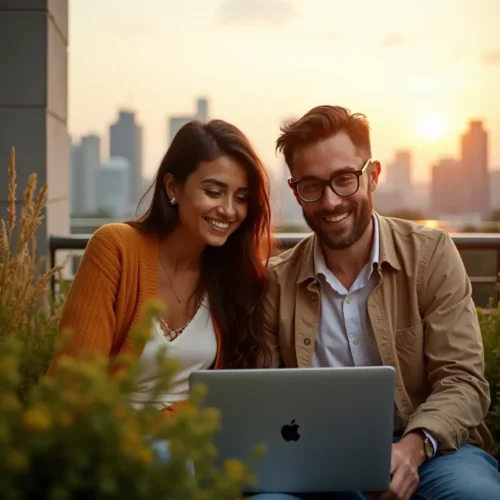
[48,119,274,413]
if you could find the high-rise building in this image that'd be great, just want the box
[167,97,210,145]
[70,143,85,215]
[109,110,142,208]
[169,116,193,145]
[70,134,100,215]
[431,158,466,217]
[95,157,131,218]
[490,169,500,213]
[385,150,412,195]
[271,117,306,229]
[196,97,208,121]
[460,120,490,218]
[81,135,100,212]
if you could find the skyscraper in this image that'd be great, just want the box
[272,117,305,229]
[196,97,208,121]
[491,170,500,212]
[95,157,131,218]
[386,151,412,194]
[70,134,100,215]
[168,97,210,145]
[431,158,465,217]
[460,120,490,218]
[70,143,85,215]
[109,110,142,208]
[169,116,192,145]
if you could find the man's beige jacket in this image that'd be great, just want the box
[263,214,493,453]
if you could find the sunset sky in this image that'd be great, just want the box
[68,0,500,184]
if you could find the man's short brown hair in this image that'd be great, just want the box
[276,105,372,171]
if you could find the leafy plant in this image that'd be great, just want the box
[0,148,263,499]
[0,148,64,402]
[478,283,500,459]
[0,306,263,499]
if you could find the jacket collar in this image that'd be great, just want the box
[376,212,402,271]
[296,211,401,285]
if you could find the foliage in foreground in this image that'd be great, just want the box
[0,148,263,499]
[478,286,500,459]
[0,148,65,402]
[0,312,264,499]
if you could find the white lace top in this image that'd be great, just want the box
[129,295,217,409]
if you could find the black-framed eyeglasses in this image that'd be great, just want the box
[288,159,373,203]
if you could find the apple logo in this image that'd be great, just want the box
[280,419,300,442]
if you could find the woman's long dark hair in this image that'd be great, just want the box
[128,119,273,368]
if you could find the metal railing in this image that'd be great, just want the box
[48,232,500,307]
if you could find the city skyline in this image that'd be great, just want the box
[70,103,499,226]
[68,0,500,183]
[71,99,499,181]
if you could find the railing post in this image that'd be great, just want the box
[497,245,500,298]
[49,236,56,297]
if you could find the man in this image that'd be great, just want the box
[255,106,500,500]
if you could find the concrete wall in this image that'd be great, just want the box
[0,0,69,257]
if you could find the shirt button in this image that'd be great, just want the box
[304,338,311,346]
[311,294,317,301]
[346,297,351,304]
[353,338,359,345]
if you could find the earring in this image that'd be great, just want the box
[170,197,177,205]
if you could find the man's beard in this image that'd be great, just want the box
[302,194,373,250]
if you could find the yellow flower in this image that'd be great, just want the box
[137,446,154,464]
[224,459,245,482]
[5,450,29,472]
[23,405,52,431]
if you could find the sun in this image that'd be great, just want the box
[418,113,445,140]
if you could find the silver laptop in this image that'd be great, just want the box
[189,366,395,494]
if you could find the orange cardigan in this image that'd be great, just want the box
[47,223,224,382]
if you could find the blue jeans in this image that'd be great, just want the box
[249,443,500,500]
[153,439,500,499]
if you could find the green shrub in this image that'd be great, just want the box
[0,149,262,499]
[0,308,263,499]
[0,149,64,402]
[478,285,500,459]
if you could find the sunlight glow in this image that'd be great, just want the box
[418,113,445,140]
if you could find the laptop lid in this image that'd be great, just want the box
[189,366,395,493]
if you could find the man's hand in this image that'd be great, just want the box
[371,432,426,500]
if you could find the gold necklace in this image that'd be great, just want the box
[159,295,204,341]
[159,258,184,304]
